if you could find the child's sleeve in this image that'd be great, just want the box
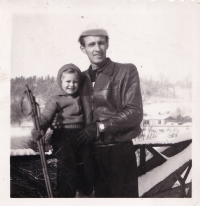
[40,97,58,133]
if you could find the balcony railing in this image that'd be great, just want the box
[134,138,192,197]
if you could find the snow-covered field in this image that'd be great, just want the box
[134,130,192,145]
[143,101,192,116]
[11,126,33,149]
[10,126,52,156]
[11,125,192,156]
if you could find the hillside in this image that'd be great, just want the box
[10,75,192,125]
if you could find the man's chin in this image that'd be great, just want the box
[92,59,106,66]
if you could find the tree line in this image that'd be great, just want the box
[140,75,191,102]
[11,75,192,125]
[11,75,60,125]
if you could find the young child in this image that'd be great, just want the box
[31,64,93,197]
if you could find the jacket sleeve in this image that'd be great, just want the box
[102,65,143,136]
[39,97,58,133]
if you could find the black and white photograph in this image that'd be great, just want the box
[0,0,200,205]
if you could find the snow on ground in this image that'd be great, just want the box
[11,126,191,156]
[10,126,52,156]
[143,101,192,116]
[182,122,192,126]
[10,149,52,156]
[11,126,33,139]
[133,131,191,145]
[11,126,33,150]
[138,144,191,196]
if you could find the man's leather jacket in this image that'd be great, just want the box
[81,58,143,145]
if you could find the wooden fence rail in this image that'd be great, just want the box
[135,139,192,176]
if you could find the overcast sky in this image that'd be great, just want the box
[9,1,199,82]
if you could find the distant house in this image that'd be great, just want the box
[171,115,192,125]
[181,116,192,123]
[143,115,175,126]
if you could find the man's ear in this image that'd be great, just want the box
[80,45,86,54]
[106,40,109,50]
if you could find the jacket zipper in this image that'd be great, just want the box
[90,70,101,120]
[91,70,101,109]
[88,69,103,121]
[86,73,94,121]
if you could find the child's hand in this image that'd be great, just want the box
[76,123,97,147]
[31,128,42,141]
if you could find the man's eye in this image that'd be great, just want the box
[99,42,105,46]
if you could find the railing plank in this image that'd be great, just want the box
[142,160,192,197]
[174,172,186,196]
[140,145,146,175]
[145,145,167,162]
[136,140,192,175]
[183,161,192,182]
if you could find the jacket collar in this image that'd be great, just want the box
[55,90,79,97]
[56,90,68,96]
[84,58,115,77]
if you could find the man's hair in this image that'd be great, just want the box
[61,68,80,82]
[79,36,109,46]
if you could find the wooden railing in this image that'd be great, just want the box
[11,136,192,197]
[134,138,192,197]
[135,139,192,176]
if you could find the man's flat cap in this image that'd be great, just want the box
[78,29,108,42]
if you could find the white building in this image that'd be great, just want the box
[143,114,175,126]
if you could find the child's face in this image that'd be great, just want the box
[61,73,79,95]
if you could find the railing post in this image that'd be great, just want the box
[140,145,146,175]
[174,173,186,197]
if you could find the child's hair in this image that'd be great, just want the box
[61,68,80,82]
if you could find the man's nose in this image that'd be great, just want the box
[94,43,101,52]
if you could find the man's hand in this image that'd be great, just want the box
[76,123,97,147]
[31,128,42,141]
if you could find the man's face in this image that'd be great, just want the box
[80,36,108,67]
[61,73,79,95]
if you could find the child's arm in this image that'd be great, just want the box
[40,97,58,133]
[31,97,58,140]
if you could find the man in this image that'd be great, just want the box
[76,28,143,197]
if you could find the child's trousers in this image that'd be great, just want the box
[51,128,94,197]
